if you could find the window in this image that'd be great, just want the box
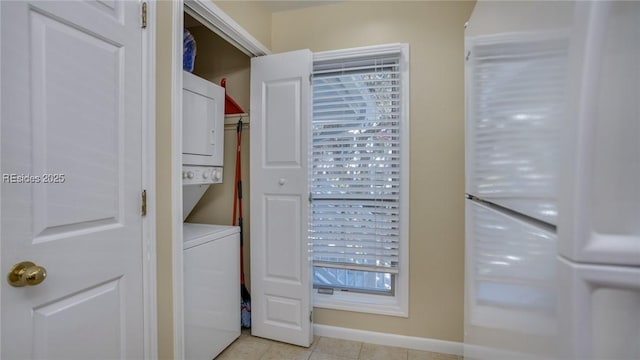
[310,44,409,315]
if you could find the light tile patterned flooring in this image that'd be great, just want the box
[215,329,463,360]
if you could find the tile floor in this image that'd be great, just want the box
[215,329,463,360]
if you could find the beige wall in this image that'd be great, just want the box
[272,1,475,342]
[155,1,174,359]
[213,0,272,50]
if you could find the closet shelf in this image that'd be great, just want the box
[224,113,250,126]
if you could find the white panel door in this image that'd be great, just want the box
[558,0,640,266]
[1,1,144,359]
[558,258,640,360]
[250,49,313,347]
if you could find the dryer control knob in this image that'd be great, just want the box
[182,171,187,179]
[213,170,221,181]
[203,171,209,179]
[187,171,194,179]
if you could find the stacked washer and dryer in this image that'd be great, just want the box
[182,70,240,360]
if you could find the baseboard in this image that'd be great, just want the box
[313,324,464,356]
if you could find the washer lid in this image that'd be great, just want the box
[183,223,240,249]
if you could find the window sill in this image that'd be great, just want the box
[313,290,408,318]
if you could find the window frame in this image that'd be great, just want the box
[311,44,410,317]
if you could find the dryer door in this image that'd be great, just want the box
[183,71,225,166]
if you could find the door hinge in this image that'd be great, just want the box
[141,2,147,29]
[309,74,313,85]
[310,311,313,323]
[141,190,147,216]
[308,192,313,203]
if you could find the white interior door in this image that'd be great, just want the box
[558,258,640,360]
[250,49,313,347]
[558,0,640,266]
[1,1,145,358]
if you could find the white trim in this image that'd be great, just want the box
[0,2,3,355]
[399,42,410,319]
[313,43,407,62]
[314,324,463,356]
[184,0,270,57]
[311,44,410,318]
[171,1,185,359]
[313,291,407,317]
[141,1,158,359]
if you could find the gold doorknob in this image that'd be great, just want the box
[7,261,47,287]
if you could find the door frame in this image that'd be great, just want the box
[171,1,269,358]
[0,0,158,358]
[142,1,158,359]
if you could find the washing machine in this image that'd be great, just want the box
[183,223,240,360]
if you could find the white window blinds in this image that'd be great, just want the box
[311,53,402,275]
